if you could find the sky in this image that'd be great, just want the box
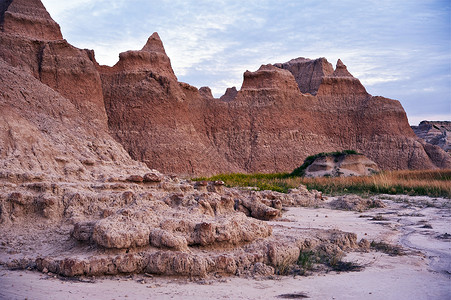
[41,0,451,125]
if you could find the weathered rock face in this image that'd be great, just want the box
[304,154,379,178]
[274,57,334,95]
[0,55,147,181]
[0,1,443,280]
[0,0,62,40]
[98,33,242,175]
[2,0,450,179]
[101,37,451,174]
[0,0,107,126]
[412,121,450,154]
[1,169,347,278]
[0,0,146,180]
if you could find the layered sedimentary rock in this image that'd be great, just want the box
[412,121,450,154]
[274,57,334,95]
[100,39,450,174]
[0,0,106,126]
[0,58,149,181]
[2,0,450,179]
[0,0,62,40]
[1,0,446,279]
[98,33,242,174]
[1,1,346,278]
[0,0,147,180]
[2,167,355,278]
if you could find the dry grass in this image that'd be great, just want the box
[301,169,451,197]
[194,169,451,198]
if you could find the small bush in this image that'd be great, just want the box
[328,260,363,272]
[297,250,316,270]
[370,241,405,256]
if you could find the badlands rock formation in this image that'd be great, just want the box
[412,121,450,154]
[99,35,451,175]
[0,0,147,181]
[304,154,379,178]
[0,0,367,278]
[0,0,448,280]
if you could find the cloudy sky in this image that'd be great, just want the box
[41,0,450,125]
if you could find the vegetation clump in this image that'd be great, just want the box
[274,249,363,276]
[194,169,451,198]
[370,241,405,256]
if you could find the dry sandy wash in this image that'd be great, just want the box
[1,194,450,299]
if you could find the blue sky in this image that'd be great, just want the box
[41,0,451,125]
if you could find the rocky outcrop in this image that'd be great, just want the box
[0,58,147,181]
[304,154,379,177]
[274,57,334,95]
[1,171,356,278]
[219,86,238,102]
[330,195,385,212]
[1,0,450,180]
[0,0,62,40]
[0,0,147,180]
[412,121,450,154]
[100,36,450,174]
[0,0,107,126]
[98,33,241,175]
[0,0,438,280]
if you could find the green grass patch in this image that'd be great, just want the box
[193,169,451,198]
[194,172,294,193]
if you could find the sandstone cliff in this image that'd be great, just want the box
[0,0,148,180]
[98,33,241,174]
[0,0,107,127]
[100,41,450,174]
[1,0,450,179]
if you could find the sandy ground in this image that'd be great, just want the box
[1,194,450,299]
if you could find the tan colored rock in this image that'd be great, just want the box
[127,175,144,183]
[0,1,446,280]
[240,197,281,221]
[71,221,95,242]
[92,216,151,249]
[330,195,385,212]
[305,154,379,177]
[143,172,163,182]
[149,228,188,250]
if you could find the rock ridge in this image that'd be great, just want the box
[412,121,450,154]
[1,0,450,178]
